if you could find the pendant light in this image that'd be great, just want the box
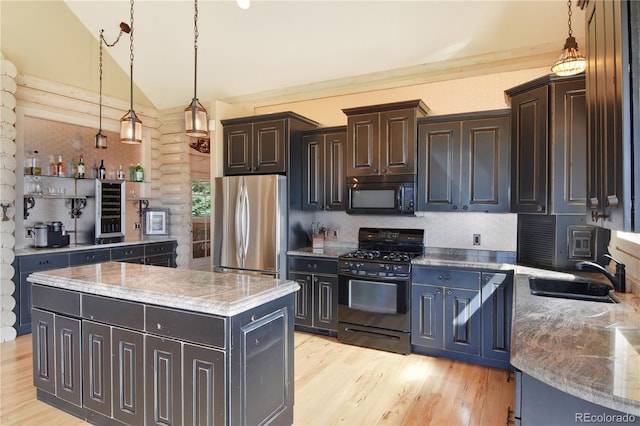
[551,0,586,76]
[96,23,130,149]
[121,0,142,144]
[184,0,209,138]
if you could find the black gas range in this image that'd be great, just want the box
[337,228,424,354]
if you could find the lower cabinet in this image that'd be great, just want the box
[288,255,338,334]
[31,282,292,425]
[411,265,513,369]
[512,371,640,425]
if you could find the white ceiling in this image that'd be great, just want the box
[64,0,584,110]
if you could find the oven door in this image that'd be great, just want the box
[337,272,410,331]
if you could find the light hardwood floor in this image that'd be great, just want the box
[0,332,514,426]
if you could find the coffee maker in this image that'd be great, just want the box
[46,221,70,247]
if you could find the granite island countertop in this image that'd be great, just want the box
[27,262,299,317]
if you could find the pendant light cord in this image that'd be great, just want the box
[567,0,574,37]
[193,0,199,101]
[129,0,135,115]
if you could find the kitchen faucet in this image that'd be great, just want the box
[575,254,626,293]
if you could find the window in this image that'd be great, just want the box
[191,180,211,269]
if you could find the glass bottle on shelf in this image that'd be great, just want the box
[77,156,85,179]
[55,154,66,177]
[134,163,144,182]
[24,150,33,175]
[32,150,41,175]
[98,159,106,179]
[117,164,125,180]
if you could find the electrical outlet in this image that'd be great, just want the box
[26,228,33,238]
[135,222,141,230]
[473,234,481,246]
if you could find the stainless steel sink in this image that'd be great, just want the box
[529,277,619,303]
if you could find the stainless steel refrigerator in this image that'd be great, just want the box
[212,175,287,277]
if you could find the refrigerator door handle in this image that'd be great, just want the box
[241,184,250,261]
[235,178,245,265]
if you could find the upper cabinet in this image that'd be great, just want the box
[300,126,347,211]
[416,110,511,213]
[221,112,318,176]
[581,0,639,231]
[342,100,429,177]
[505,74,587,215]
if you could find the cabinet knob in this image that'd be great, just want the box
[438,274,452,281]
[325,205,330,210]
[247,167,251,171]
[452,205,458,211]
[373,168,378,174]
[536,204,545,212]
[446,289,453,296]
[381,168,387,174]
[462,205,468,211]
[307,263,317,269]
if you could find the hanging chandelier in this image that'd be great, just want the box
[120,0,142,144]
[551,0,586,76]
[184,0,209,138]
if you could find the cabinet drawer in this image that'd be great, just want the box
[111,245,145,261]
[145,242,175,256]
[82,294,144,330]
[20,253,69,272]
[289,256,337,275]
[412,267,480,290]
[146,306,226,349]
[32,284,81,317]
[69,249,110,266]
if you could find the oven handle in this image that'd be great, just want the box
[338,272,410,283]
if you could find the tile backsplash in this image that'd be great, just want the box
[310,211,517,252]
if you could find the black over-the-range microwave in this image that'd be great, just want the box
[346,174,415,215]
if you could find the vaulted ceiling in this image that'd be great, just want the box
[64,0,585,110]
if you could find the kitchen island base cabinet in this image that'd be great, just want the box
[513,371,640,425]
[31,282,294,426]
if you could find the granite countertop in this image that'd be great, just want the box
[287,245,355,258]
[27,262,299,317]
[510,268,640,416]
[15,238,176,256]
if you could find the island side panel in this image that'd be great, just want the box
[230,293,295,426]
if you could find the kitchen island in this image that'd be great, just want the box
[27,262,298,426]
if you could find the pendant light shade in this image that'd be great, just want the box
[121,0,142,144]
[185,0,208,137]
[185,98,209,138]
[552,0,586,76]
[120,110,143,144]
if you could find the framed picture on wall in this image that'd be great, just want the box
[144,208,169,236]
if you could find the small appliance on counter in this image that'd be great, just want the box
[46,221,70,247]
[32,221,70,248]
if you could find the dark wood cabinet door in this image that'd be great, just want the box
[324,131,346,210]
[552,80,588,214]
[301,133,324,210]
[480,273,513,364]
[145,335,182,426]
[411,284,444,349]
[290,272,313,327]
[417,121,461,211]
[32,308,55,395]
[380,108,416,175]
[223,123,253,175]
[55,315,82,407]
[313,274,338,331]
[253,119,286,174]
[461,115,510,212]
[585,0,636,230]
[183,343,226,426]
[510,85,549,213]
[83,321,112,417]
[346,112,379,176]
[443,288,480,355]
[112,327,144,425]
